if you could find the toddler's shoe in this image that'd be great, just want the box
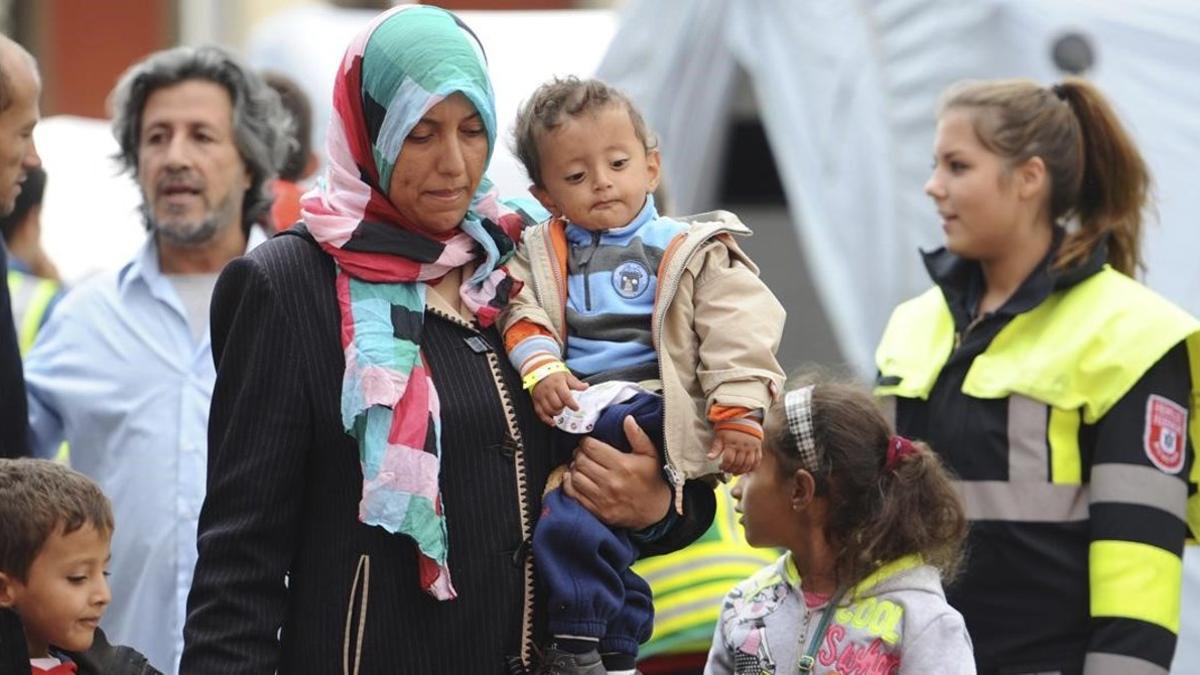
[533,644,605,675]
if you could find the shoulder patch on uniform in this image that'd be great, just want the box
[1144,394,1187,474]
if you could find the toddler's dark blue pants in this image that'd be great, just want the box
[534,391,664,657]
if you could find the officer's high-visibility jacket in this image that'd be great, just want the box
[876,240,1199,675]
[8,268,68,464]
[633,483,778,660]
[7,269,60,356]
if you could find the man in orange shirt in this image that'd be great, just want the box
[263,71,317,231]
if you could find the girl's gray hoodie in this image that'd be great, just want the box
[705,553,975,674]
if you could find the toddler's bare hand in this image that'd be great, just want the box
[531,370,588,426]
[707,428,762,475]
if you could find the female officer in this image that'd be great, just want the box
[876,78,1199,674]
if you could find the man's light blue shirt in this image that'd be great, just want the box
[24,227,266,674]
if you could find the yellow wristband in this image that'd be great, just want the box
[522,361,569,390]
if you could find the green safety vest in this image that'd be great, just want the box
[633,483,779,657]
[8,270,68,464]
[875,265,1200,537]
[6,269,58,356]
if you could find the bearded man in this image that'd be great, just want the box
[23,46,289,673]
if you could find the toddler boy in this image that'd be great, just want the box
[502,77,785,674]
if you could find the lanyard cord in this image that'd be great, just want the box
[795,586,847,673]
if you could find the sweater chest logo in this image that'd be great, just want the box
[1145,394,1187,474]
[613,260,650,299]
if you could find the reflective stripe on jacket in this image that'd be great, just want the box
[633,483,778,657]
[877,262,1199,673]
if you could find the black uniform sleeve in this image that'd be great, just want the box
[1084,341,1193,673]
[180,254,313,673]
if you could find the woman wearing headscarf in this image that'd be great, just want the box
[179,7,714,674]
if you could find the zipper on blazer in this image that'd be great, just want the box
[481,336,537,669]
[424,305,537,666]
[426,304,475,331]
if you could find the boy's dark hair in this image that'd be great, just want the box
[0,165,45,243]
[0,459,114,581]
[512,76,655,188]
[765,369,968,591]
[262,71,313,182]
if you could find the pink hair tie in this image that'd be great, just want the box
[886,435,918,471]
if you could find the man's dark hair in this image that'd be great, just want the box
[109,45,292,233]
[0,165,44,243]
[262,71,313,182]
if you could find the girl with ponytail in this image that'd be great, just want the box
[705,372,973,675]
[875,77,1199,673]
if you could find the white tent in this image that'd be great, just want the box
[35,116,144,286]
[597,2,1200,670]
[597,0,1200,377]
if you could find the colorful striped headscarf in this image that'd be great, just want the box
[300,5,526,600]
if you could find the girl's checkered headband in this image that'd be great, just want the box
[784,385,820,470]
